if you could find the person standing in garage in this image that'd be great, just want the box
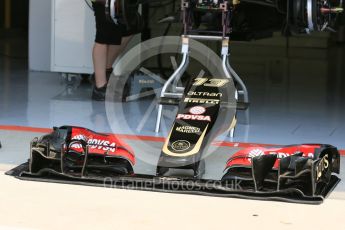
[91,0,137,101]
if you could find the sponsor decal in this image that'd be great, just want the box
[71,135,117,152]
[176,126,201,133]
[171,140,191,152]
[247,148,315,162]
[189,106,206,115]
[176,114,211,122]
[269,151,314,159]
[72,134,88,142]
[176,106,211,122]
[163,125,209,157]
[187,91,223,97]
[248,149,265,159]
[139,79,155,84]
[184,98,220,104]
[316,154,329,181]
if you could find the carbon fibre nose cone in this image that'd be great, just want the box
[157,77,236,177]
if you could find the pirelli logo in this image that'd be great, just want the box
[184,98,220,104]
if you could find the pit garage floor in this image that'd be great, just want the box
[1,129,345,230]
[1,35,345,229]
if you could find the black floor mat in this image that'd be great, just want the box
[6,162,341,205]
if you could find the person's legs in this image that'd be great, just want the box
[106,45,122,70]
[93,42,108,88]
[92,36,133,101]
[106,36,133,69]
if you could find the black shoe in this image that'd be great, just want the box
[92,85,107,101]
[106,68,113,82]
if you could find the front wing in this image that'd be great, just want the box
[7,128,341,204]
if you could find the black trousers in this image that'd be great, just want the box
[92,2,134,45]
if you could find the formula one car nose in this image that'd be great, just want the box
[29,126,135,177]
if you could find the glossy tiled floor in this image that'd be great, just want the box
[1,34,345,149]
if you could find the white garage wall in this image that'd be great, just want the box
[29,0,52,71]
[29,0,95,73]
[29,0,141,74]
[51,0,96,74]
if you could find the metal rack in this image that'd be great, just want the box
[155,0,249,136]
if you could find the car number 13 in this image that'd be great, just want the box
[193,78,229,87]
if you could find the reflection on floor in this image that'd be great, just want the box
[1,34,345,149]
